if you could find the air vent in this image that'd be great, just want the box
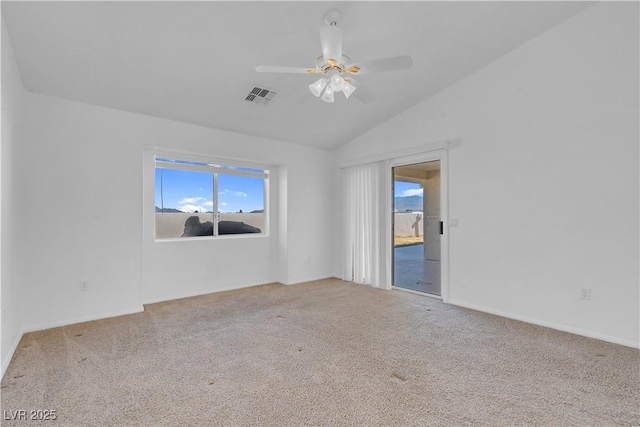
[245,86,277,105]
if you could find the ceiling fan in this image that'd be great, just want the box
[255,9,413,103]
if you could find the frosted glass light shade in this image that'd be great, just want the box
[309,78,328,97]
[321,86,335,103]
[342,81,356,98]
[330,74,345,91]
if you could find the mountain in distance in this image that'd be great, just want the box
[155,206,183,213]
[394,196,423,212]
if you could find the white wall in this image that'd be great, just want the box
[284,159,336,284]
[13,84,334,330]
[1,18,25,375]
[337,2,639,346]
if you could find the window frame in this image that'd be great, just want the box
[153,152,270,242]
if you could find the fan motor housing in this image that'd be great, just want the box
[315,55,353,73]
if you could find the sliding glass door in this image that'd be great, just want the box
[392,160,441,296]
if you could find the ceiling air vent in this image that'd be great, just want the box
[245,86,277,105]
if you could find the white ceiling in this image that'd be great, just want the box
[2,1,593,150]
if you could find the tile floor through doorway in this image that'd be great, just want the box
[393,244,441,296]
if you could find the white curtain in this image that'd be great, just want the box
[342,161,389,289]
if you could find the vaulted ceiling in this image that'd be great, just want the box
[2,1,592,150]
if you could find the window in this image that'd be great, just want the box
[154,156,268,239]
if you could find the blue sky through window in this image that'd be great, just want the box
[394,180,423,197]
[155,168,264,213]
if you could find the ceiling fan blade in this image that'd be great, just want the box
[346,55,413,75]
[255,65,321,74]
[319,25,343,64]
[352,86,376,104]
[342,77,375,103]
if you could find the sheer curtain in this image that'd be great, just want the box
[342,161,389,289]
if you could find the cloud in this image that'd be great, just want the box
[219,189,247,197]
[178,197,205,204]
[401,188,423,197]
[177,196,213,213]
[179,204,209,213]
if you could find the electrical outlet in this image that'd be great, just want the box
[449,218,459,227]
[80,281,89,292]
[580,288,591,300]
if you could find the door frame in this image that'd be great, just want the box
[387,149,449,302]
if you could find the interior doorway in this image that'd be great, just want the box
[392,160,441,296]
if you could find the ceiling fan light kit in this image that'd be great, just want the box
[255,9,413,104]
[321,85,335,103]
[309,78,328,97]
[342,80,356,99]
[310,70,354,102]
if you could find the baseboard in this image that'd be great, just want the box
[281,275,334,286]
[447,299,639,349]
[22,306,145,334]
[143,281,277,305]
[144,277,339,304]
[1,328,25,380]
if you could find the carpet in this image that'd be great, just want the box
[1,279,638,426]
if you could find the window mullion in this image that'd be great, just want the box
[213,172,219,236]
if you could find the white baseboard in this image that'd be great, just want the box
[1,329,25,380]
[447,299,639,349]
[144,277,338,304]
[22,306,145,334]
[282,276,334,286]
[143,281,277,305]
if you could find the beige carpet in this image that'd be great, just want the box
[1,279,638,426]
